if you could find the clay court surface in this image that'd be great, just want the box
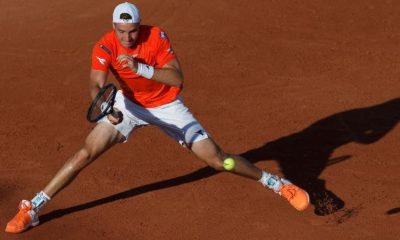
[1,0,399,239]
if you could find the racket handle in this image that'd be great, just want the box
[109,109,123,124]
[110,109,119,118]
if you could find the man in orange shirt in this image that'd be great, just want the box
[5,2,309,234]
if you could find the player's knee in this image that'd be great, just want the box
[206,159,224,171]
[192,138,228,171]
[204,152,228,171]
[69,148,92,171]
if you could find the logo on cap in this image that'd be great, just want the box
[119,13,133,23]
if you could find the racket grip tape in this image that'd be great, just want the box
[109,109,123,123]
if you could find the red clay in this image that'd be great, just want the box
[1,0,399,239]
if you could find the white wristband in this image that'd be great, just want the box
[136,63,154,79]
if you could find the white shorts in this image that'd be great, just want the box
[98,91,209,146]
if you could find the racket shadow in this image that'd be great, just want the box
[39,97,400,224]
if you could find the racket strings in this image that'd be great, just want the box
[96,88,115,113]
[88,85,117,122]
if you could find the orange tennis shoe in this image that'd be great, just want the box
[5,200,39,233]
[260,172,310,211]
[277,179,310,211]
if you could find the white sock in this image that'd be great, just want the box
[258,171,282,192]
[31,191,51,212]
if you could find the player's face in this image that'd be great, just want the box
[113,23,140,48]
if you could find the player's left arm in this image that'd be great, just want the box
[116,55,183,88]
[152,57,183,87]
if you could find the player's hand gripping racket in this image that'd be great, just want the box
[86,83,120,123]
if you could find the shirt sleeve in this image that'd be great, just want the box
[91,42,112,72]
[154,29,176,67]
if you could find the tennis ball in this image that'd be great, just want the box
[223,158,235,171]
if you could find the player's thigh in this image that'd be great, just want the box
[147,98,209,147]
[83,122,124,159]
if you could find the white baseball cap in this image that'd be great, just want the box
[112,2,141,24]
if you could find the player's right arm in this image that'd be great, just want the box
[91,40,113,100]
[89,69,108,100]
[90,42,122,124]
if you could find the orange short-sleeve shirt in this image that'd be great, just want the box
[91,25,181,108]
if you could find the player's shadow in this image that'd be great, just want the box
[242,97,400,215]
[39,98,400,224]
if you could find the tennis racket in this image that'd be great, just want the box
[86,83,118,123]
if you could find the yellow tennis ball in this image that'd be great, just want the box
[223,158,235,171]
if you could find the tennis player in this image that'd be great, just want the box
[5,2,309,233]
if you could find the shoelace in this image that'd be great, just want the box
[18,200,32,210]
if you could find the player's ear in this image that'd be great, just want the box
[112,23,116,29]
